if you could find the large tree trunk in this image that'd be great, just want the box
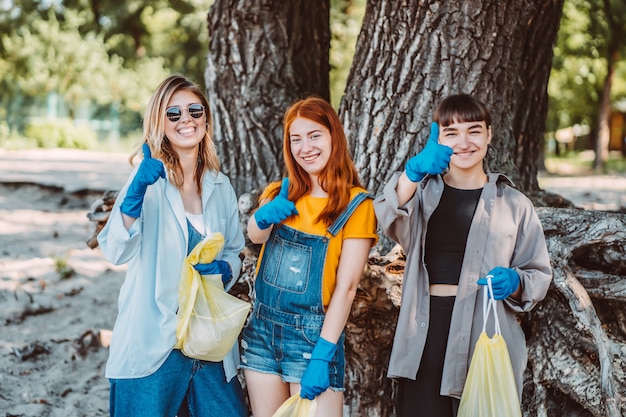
[205,0,331,196]
[339,0,564,196]
[592,51,616,172]
[512,0,564,192]
[592,0,625,171]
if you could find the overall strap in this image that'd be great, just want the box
[326,192,373,237]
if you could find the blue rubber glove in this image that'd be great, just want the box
[405,122,453,182]
[300,337,337,400]
[477,267,520,300]
[120,143,166,218]
[254,178,298,230]
[193,260,233,285]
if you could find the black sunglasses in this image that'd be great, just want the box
[165,104,205,122]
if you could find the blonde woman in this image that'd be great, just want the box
[98,74,246,417]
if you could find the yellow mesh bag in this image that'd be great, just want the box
[174,232,251,362]
[271,394,317,417]
[458,278,522,417]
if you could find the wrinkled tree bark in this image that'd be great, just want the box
[339,0,564,196]
[524,208,626,417]
[205,0,330,196]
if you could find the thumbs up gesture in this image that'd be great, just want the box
[120,143,166,218]
[254,178,298,230]
[405,122,453,182]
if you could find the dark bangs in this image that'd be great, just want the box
[434,94,491,127]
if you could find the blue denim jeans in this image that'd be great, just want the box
[109,349,246,417]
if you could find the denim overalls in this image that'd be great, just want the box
[241,192,372,389]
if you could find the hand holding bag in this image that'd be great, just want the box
[174,232,251,362]
[271,394,317,417]
[457,277,522,417]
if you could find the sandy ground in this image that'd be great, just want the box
[0,148,624,417]
[1,149,131,417]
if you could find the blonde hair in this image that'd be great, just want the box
[130,74,220,191]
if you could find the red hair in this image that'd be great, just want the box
[276,96,363,226]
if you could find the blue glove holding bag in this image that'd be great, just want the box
[193,260,233,285]
[477,267,520,300]
[254,178,298,230]
[120,143,166,218]
[300,337,337,400]
[405,122,453,182]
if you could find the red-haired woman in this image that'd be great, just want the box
[241,96,378,417]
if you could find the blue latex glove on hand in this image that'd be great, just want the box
[405,122,453,182]
[300,337,337,400]
[254,178,298,230]
[193,260,233,285]
[477,267,520,300]
[120,143,165,218]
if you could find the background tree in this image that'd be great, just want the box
[205,0,331,195]
[339,0,564,197]
[55,0,212,90]
[332,1,567,415]
[329,0,366,109]
[590,0,626,170]
[547,0,626,166]
[0,0,211,139]
[547,1,605,137]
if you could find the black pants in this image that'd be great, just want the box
[396,296,459,417]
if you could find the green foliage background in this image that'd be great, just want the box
[547,0,626,132]
[0,0,624,152]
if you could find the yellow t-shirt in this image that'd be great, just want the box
[256,184,378,307]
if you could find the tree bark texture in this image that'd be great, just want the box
[339,0,564,196]
[206,0,331,196]
[524,208,626,417]
[227,204,626,416]
[512,0,564,192]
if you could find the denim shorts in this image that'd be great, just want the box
[240,302,346,391]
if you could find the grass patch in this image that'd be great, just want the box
[54,257,75,280]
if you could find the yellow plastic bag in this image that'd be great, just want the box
[458,279,522,417]
[271,394,317,417]
[175,232,251,362]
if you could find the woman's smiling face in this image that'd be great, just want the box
[438,120,491,172]
[164,89,206,153]
[288,116,332,180]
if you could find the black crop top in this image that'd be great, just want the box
[425,182,482,285]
